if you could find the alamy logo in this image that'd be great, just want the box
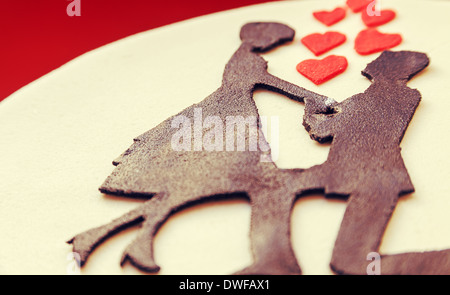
[66,252,81,275]
[366,252,381,275]
[170,108,279,162]
[366,0,381,16]
[67,0,81,17]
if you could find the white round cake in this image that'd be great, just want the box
[1,0,449,275]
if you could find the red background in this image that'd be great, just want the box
[0,0,277,102]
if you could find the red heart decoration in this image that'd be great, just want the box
[362,9,396,27]
[346,0,372,13]
[313,7,346,26]
[301,32,347,56]
[296,55,348,85]
[355,28,402,55]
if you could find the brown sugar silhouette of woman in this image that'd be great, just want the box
[68,22,332,274]
[302,51,450,274]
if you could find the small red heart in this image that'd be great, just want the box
[301,32,346,56]
[296,55,348,85]
[362,9,396,27]
[313,7,346,26]
[355,28,402,55]
[346,0,372,13]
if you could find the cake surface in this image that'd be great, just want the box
[1,0,450,274]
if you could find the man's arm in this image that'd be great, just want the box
[303,96,340,143]
[257,72,339,142]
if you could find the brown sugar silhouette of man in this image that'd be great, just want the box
[302,50,450,274]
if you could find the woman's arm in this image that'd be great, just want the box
[256,73,335,105]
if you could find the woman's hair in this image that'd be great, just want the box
[239,22,295,52]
